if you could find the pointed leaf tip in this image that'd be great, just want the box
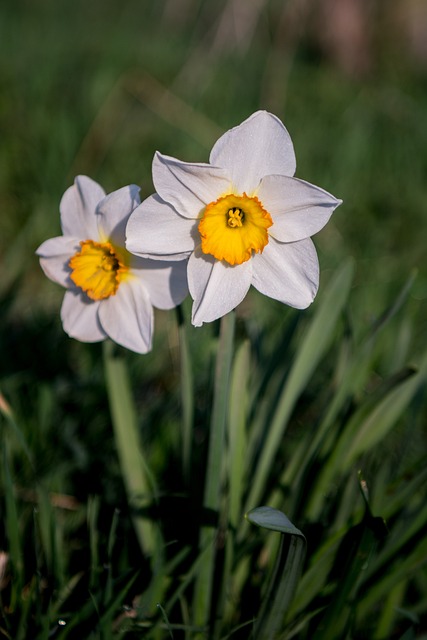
[246,506,305,540]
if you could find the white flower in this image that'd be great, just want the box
[37,176,188,353]
[126,111,342,326]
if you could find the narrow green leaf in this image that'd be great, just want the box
[87,495,100,592]
[247,508,306,640]
[228,340,250,531]
[311,510,386,640]
[0,389,35,469]
[103,340,158,558]
[244,259,354,517]
[156,603,174,639]
[277,270,418,517]
[374,581,407,640]
[2,440,23,605]
[380,460,427,520]
[340,363,427,470]
[317,532,376,638]
[176,305,194,481]
[366,497,427,585]
[15,576,37,640]
[368,269,417,337]
[358,536,427,622]
[141,545,192,637]
[57,572,139,638]
[35,486,61,585]
[104,507,120,606]
[213,340,250,639]
[307,350,427,520]
[193,312,236,635]
[163,547,203,614]
[287,526,346,619]
[49,572,84,619]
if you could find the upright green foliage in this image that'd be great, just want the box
[103,340,158,559]
[192,312,236,634]
[244,259,354,518]
[247,507,306,640]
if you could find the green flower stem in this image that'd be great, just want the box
[103,340,157,558]
[192,311,236,634]
[176,305,194,481]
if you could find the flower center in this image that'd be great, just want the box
[69,240,129,300]
[227,208,244,228]
[198,193,273,266]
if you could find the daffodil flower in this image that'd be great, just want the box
[37,176,188,353]
[126,111,342,326]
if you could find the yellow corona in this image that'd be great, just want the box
[198,193,273,266]
[69,240,129,300]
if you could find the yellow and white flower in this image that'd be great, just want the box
[126,111,342,326]
[37,176,188,353]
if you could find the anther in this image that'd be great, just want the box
[227,208,244,228]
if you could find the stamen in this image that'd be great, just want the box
[227,208,244,228]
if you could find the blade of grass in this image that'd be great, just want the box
[87,495,100,592]
[192,311,236,635]
[35,485,63,588]
[2,438,23,612]
[135,545,191,637]
[243,259,354,519]
[281,270,417,497]
[365,497,427,586]
[287,525,347,620]
[156,603,174,639]
[374,581,407,640]
[57,571,139,638]
[307,349,427,520]
[245,313,301,467]
[308,477,387,640]
[228,339,250,532]
[176,305,194,481]
[105,507,120,606]
[49,571,84,620]
[341,368,426,471]
[246,507,306,640]
[379,459,427,520]
[312,519,382,639]
[213,339,251,639]
[0,388,35,469]
[357,536,427,623]
[14,576,37,640]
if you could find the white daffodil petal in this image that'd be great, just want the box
[153,152,231,218]
[209,111,296,194]
[252,237,319,309]
[131,259,188,310]
[60,176,105,239]
[98,278,154,354]
[126,194,197,260]
[188,249,252,326]
[37,236,80,288]
[96,184,141,245]
[259,175,342,242]
[61,290,105,342]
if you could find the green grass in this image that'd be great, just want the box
[1,0,427,638]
